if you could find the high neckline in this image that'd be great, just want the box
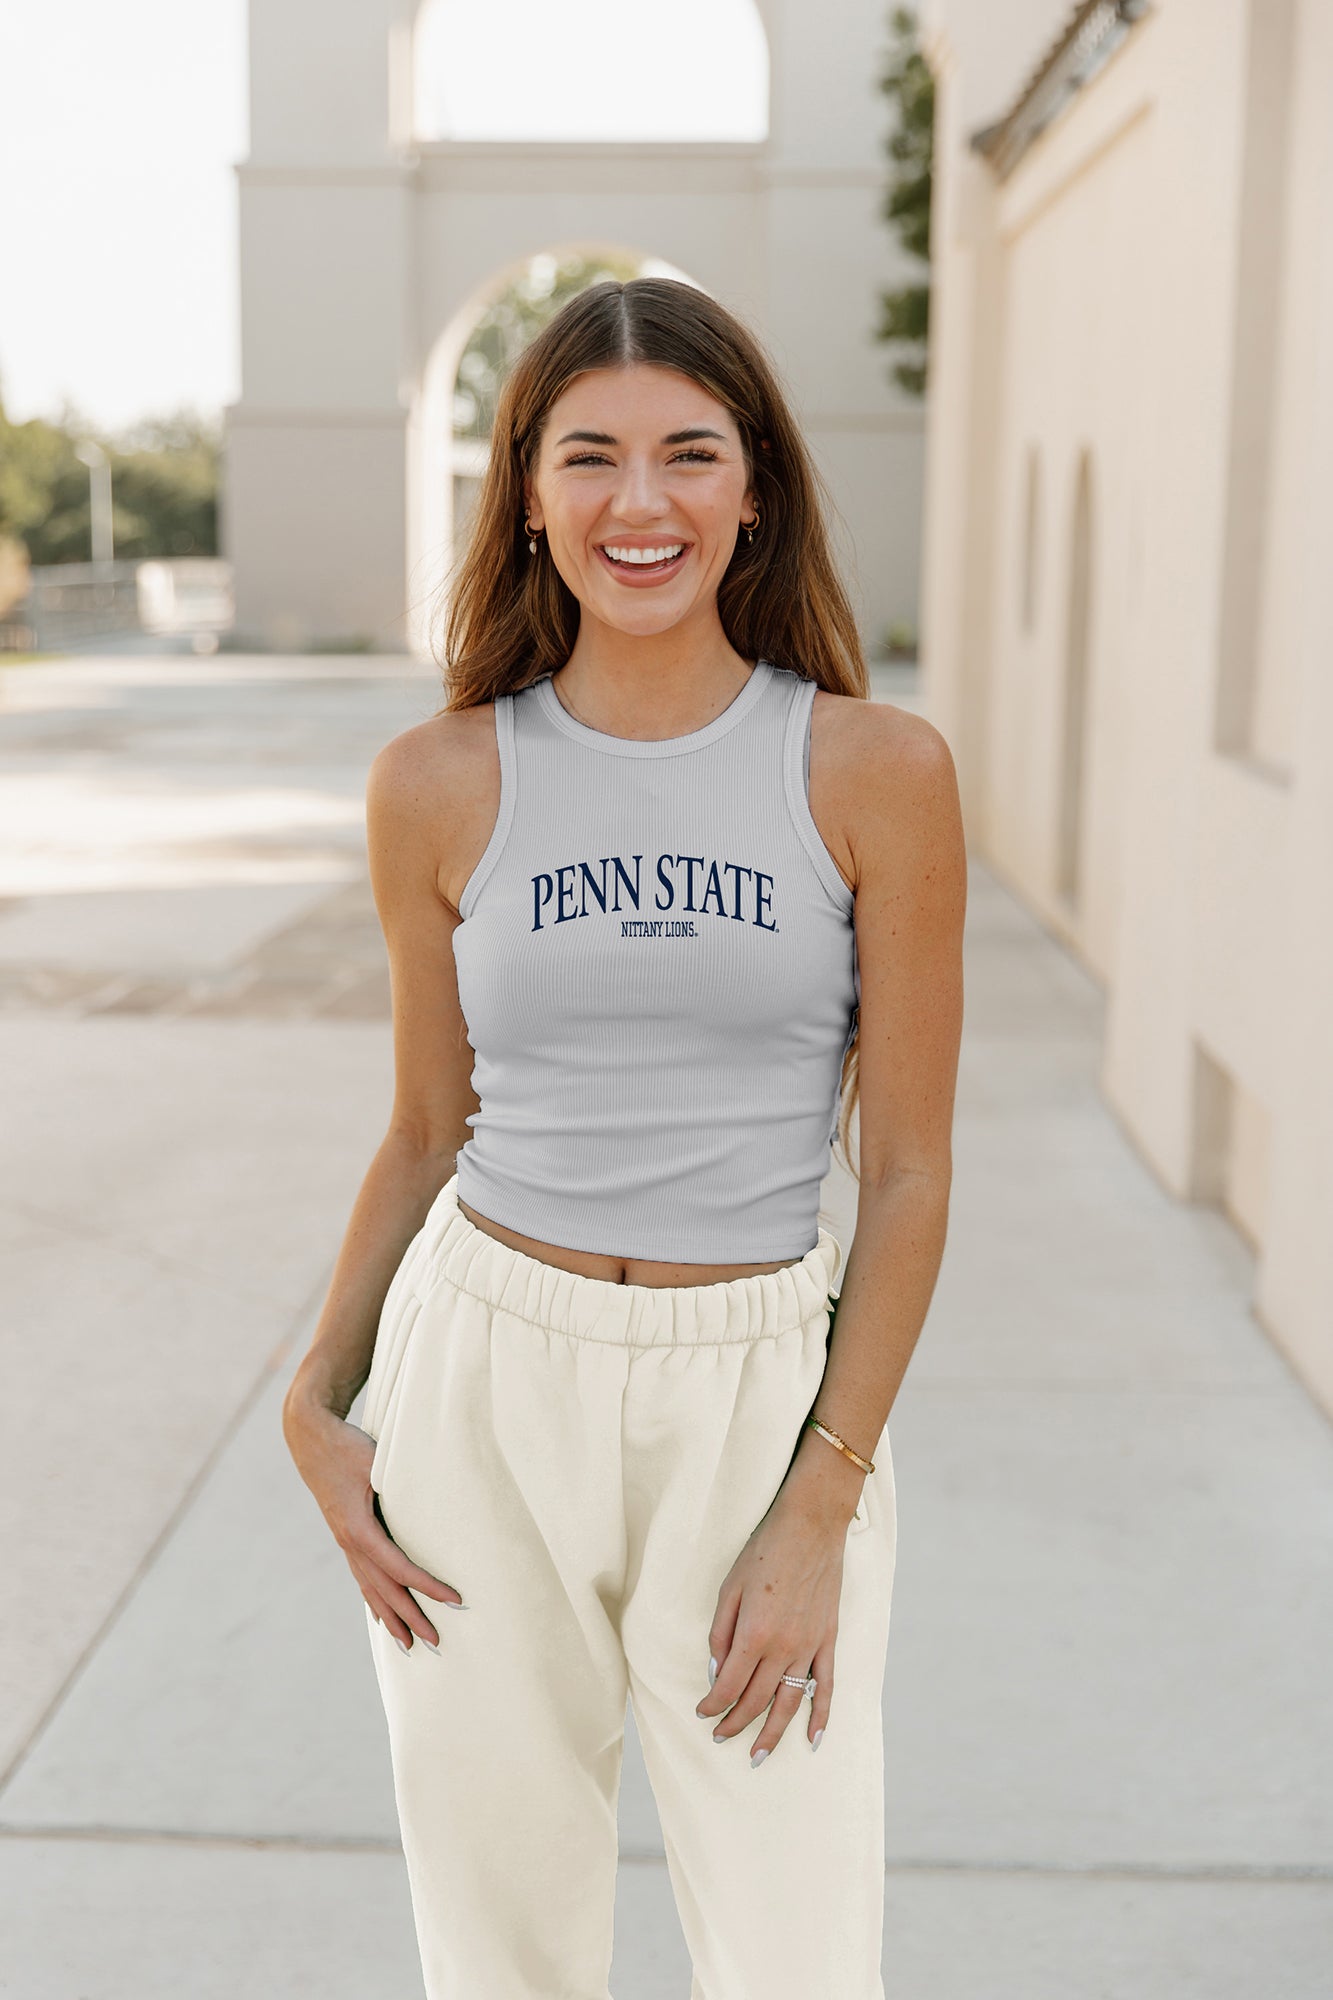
[531,659,774,758]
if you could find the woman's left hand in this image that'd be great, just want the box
[694,1483,855,1763]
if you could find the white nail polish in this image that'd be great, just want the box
[394,1636,410,1655]
[812,1727,825,1750]
[708,1655,718,1686]
[751,1747,769,1768]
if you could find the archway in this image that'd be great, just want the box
[1055,447,1094,907]
[225,0,919,665]
[1020,443,1041,635]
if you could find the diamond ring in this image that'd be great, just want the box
[779,1672,817,1697]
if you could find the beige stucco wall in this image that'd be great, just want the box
[919,0,1333,1417]
[223,0,925,661]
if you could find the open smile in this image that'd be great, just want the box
[595,541,691,585]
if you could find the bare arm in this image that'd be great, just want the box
[281,710,495,1647]
[696,700,967,1759]
[283,724,481,1423]
[777,703,967,1527]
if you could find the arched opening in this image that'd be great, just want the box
[412,0,768,143]
[1055,447,1094,908]
[1213,0,1298,771]
[406,246,708,661]
[1020,443,1041,634]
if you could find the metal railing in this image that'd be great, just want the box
[2,558,234,651]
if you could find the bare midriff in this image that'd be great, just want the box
[456,1194,803,1289]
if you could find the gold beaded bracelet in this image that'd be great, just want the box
[805,1416,875,1475]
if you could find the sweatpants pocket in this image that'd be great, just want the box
[362,1233,436,1479]
[366,1291,429,1496]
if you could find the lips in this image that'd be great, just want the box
[595,543,691,584]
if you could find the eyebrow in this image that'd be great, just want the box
[553,427,729,448]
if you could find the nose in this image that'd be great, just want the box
[606,455,675,522]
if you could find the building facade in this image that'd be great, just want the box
[919,0,1333,1414]
[222,0,925,662]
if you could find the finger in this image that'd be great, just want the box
[346,1549,407,1643]
[375,1530,466,1617]
[367,1494,463,1606]
[808,1635,835,1747]
[748,1672,811,1763]
[706,1650,788,1741]
[695,1622,759,1722]
[699,1586,742,1706]
[356,1503,464,1626]
[377,1571,440,1652]
[349,1545,443,1653]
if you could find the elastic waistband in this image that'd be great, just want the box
[412,1175,844,1348]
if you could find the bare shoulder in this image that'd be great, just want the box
[810,688,963,891]
[366,700,501,912]
[368,699,495,804]
[811,686,955,793]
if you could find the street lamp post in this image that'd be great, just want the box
[74,439,114,569]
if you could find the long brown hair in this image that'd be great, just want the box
[433,276,866,1179]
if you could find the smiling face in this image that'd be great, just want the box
[523,363,757,641]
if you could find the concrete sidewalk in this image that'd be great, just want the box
[1,654,1329,1998]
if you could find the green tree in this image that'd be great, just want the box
[0,380,220,566]
[104,406,221,559]
[0,393,88,566]
[874,6,934,398]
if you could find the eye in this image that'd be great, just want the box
[560,449,720,468]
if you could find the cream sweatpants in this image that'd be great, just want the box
[360,1173,897,2000]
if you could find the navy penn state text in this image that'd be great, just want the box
[531,851,777,933]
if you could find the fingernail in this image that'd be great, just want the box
[712,1730,727,1744]
[812,1727,825,1751]
[394,1636,410,1655]
[750,1747,769,1768]
[441,1599,468,1610]
[421,1635,440,1652]
[708,1656,718,1686]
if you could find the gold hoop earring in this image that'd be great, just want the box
[744,506,761,546]
[524,515,541,555]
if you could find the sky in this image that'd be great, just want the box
[0,0,768,437]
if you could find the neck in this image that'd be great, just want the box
[553,626,754,739]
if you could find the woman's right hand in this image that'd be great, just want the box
[282,1391,464,1652]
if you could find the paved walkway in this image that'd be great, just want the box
[1,654,1329,1998]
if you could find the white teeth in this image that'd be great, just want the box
[602,544,684,565]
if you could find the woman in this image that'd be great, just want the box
[283,277,966,1999]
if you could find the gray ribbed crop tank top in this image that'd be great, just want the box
[451,658,860,1263]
